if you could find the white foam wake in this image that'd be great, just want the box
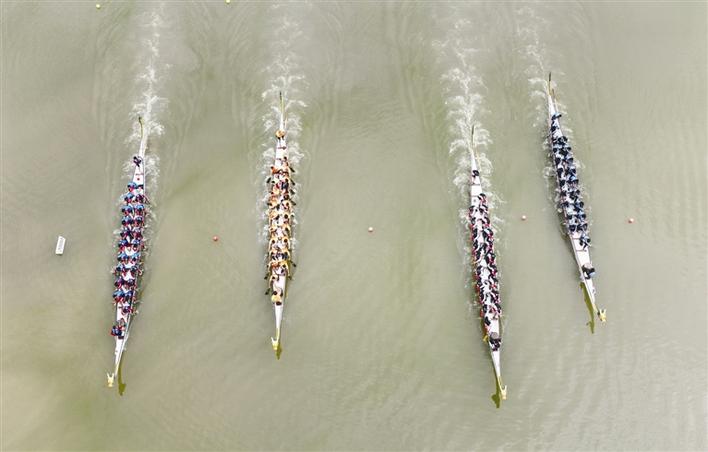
[515,3,553,130]
[433,16,504,285]
[515,4,590,214]
[114,8,167,240]
[515,3,573,139]
[128,9,166,196]
[258,10,307,248]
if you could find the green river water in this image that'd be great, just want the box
[1,2,706,450]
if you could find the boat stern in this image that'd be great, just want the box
[582,279,606,322]
[272,303,284,359]
[271,328,282,359]
[491,349,506,400]
[498,379,507,400]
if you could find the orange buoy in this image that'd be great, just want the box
[212,235,219,242]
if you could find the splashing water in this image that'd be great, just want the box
[113,9,167,241]
[433,14,507,323]
[434,17,504,261]
[128,9,166,190]
[258,10,307,248]
[515,3,552,129]
[514,4,591,218]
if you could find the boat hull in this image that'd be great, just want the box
[468,135,506,399]
[108,121,149,387]
[266,97,295,357]
[546,83,605,323]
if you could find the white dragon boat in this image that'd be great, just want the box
[107,117,149,387]
[266,93,295,358]
[468,126,507,400]
[546,74,606,324]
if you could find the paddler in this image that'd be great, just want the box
[582,263,595,279]
[110,323,123,338]
[283,156,294,173]
[271,289,283,306]
[489,331,501,350]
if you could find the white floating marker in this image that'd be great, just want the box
[628,217,635,224]
[95,3,101,9]
[225,0,230,3]
[368,227,374,233]
[55,236,66,255]
[521,215,527,221]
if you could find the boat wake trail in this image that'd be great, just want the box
[112,7,167,260]
[433,10,508,400]
[107,7,169,388]
[515,3,553,129]
[258,9,307,248]
[126,9,167,200]
[434,16,503,283]
[113,8,167,235]
[515,5,589,218]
